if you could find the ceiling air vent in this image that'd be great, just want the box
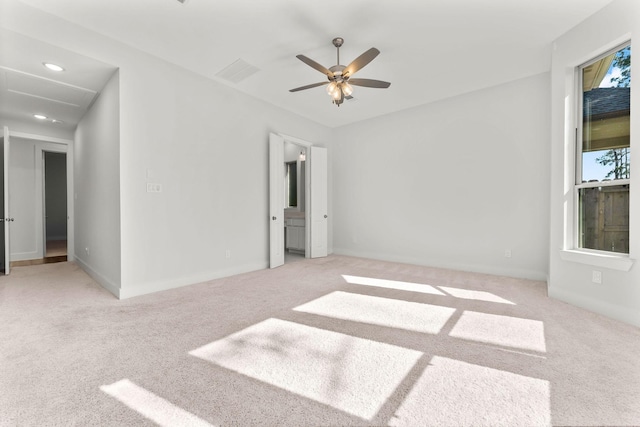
[215,59,260,84]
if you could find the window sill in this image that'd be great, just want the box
[560,249,634,272]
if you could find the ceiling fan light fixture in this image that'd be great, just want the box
[331,88,342,101]
[326,81,337,95]
[341,82,353,96]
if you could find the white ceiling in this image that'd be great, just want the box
[5,0,615,129]
[0,29,117,133]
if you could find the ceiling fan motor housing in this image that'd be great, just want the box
[329,65,346,82]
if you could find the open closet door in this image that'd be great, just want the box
[269,133,285,268]
[309,146,328,258]
[2,127,10,274]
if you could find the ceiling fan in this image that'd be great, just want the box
[289,37,391,107]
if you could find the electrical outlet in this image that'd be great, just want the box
[225,249,231,259]
[504,249,512,258]
[592,270,602,284]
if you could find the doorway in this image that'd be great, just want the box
[4,130,73,271]
[43,151,67,262]
[284,142,306,264]
[269,133,328,269]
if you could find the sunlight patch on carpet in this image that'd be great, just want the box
[390,356,550,426]
[449,311,546,352]
[189,318,423,420]
[342,274,445,295]
[438,286,515,305]
[100,379,213,427]
[294,291,456,334]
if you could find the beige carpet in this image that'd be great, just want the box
[1,256,639,426]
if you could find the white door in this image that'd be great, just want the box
[9,139,44,262]
[3,127,10,274]
[310,146,328,258]
[269,133,285,268]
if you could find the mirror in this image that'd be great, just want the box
[284,142,305,212]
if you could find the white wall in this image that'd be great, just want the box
[118,54,331,297]
[3,1,332,298]
[549,0,640,327]
[284,141,301,162]
[74,70,121,293]
[0,118,74,140]
[331,73,551,280]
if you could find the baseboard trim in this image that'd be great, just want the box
[332,248,548,282]
[119,262,269,300]
[548,286,640,328]
[74,256,121,298]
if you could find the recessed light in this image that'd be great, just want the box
[34,114,47,120]
[43,62,64,72]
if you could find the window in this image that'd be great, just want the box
[577,43,631,254]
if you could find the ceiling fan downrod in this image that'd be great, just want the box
[333,37,344,66]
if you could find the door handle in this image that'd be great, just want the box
[324,215,328,218]
[272,216,277,221]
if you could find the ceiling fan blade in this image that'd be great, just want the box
[348,78,391,89]
[289,82,329,92]
[296,55,333,77]
[343,48,380,77]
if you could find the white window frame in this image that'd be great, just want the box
[561,41,634,272]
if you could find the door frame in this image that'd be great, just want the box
[7,130,74,264]
[272,133,328,262]
[279,133,313,258]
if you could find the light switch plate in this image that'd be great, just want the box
[146,183,162,193]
